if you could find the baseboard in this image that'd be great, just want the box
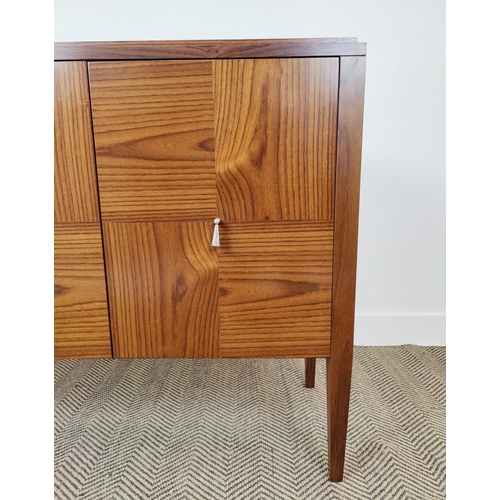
[353,314,446,346]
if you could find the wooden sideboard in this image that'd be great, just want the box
[54,38,366,481]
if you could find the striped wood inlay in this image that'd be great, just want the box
[218,221,333,357]
[54,62,100,223]
[88,61,217,222]
[54,224,111,358]
[103,221,219,358]
[213,58,338,221]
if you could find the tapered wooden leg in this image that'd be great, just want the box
[326,353,353,482]
[304,358,316,388]
[326,56,365,482]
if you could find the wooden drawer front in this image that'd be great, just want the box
[54,62,100,223]
[218,221,333,357]
[103,222,219,358]
[88,61,217,222]
[213,58,338,222]
[54,224,111,358]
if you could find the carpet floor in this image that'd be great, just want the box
[54,346,445,499]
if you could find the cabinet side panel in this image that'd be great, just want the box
[54,224,112,358]
[103,222,219,358]
[219,221,333,357]
[54,62,100,223]
[88,61,217,222]
[213,58,338,222]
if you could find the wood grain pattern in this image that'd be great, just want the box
[55,38,366,61]
[54,224,111,358]
[103,221,219,358]
[218,221,333,357]
[305,358,316,388]
[214,58,338,221]
[54,62,100,223]
[88,61,217,222]
[327,56,366,482]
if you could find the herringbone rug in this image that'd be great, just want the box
[54,346,445,499]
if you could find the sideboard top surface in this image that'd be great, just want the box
[54,38,367,61]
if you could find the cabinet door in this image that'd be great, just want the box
[213,58,339,357]
[89,58,338,359]
[89,61,220,358]
[54,62,111,358]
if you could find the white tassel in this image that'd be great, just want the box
[212,218,221,247]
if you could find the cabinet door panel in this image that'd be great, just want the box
[213,58,338,222]
[103,222,219,358]
[54,62,100,223]
[218,222,333,357]
[89,61,217,222]
[54,224,111,358]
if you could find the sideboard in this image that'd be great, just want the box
[54,38,366,481]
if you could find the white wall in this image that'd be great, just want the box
[54,0,446,345]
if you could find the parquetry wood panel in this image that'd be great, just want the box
[218,221,333,357]
[213,58,338,221]
[103,222,219,358]
[54,224,111,358]
[54,62,100,223]
[88,61,217,222]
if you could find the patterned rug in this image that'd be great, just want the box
[54,346,445,499]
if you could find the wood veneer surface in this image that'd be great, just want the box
[103,221,219,358]
[54,62,100,223]
[89,61,217,222]
[54,224,111,358]
[218,221,333,358]
[214,58,338,221]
